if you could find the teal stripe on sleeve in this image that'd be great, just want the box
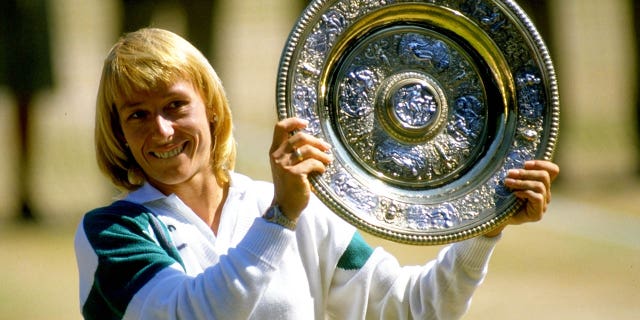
[337,231,374,270]
[81,201,182,319]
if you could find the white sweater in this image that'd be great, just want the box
[75,172,499,319]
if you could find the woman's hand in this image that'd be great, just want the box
[484,160,560,237]
[269,118,333,221]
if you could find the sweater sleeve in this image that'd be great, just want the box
[75,205,296,320]
[327,235,499,319]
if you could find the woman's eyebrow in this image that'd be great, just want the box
[119,102,143,111]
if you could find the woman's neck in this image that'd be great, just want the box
[153,173,229,235]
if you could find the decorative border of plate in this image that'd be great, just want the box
[276,0,559,245]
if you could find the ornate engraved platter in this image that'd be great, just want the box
[276,0,559,245]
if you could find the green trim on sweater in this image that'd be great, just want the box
[82,201,183,319]
[337,232,373,270]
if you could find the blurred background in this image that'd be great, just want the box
[0,0,639,319]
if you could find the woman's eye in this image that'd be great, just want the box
[128,110,147,120]
[168,100,187,110]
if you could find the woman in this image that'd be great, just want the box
[75,28,559,319]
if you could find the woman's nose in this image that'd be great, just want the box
[153,115,175,138]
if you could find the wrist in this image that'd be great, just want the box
[262,204,297,230]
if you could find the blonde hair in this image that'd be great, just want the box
[95,28,236,190]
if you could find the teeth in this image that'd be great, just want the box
[153,145,184,159]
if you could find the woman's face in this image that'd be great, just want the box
[117,79,213,191]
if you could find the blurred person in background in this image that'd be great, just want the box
[634,1,640,175]
[0,0,54,222]
[120,0,218,60]
[74,28,559,319]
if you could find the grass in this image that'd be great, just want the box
[0,223,81,319]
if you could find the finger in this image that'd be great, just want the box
[271,118,309,152]
[506,181,550,210]
[290,157,330,176]
[505,178,546,197]
[291,142,333,164]
[524,160,560,182]
[512,189,546,221]
[506,169,549,189]
[287,131,331,153]
[506,168,551,203]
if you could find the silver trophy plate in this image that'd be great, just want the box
[276,0,559,245]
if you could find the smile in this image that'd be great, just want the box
[151,143,185,159]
